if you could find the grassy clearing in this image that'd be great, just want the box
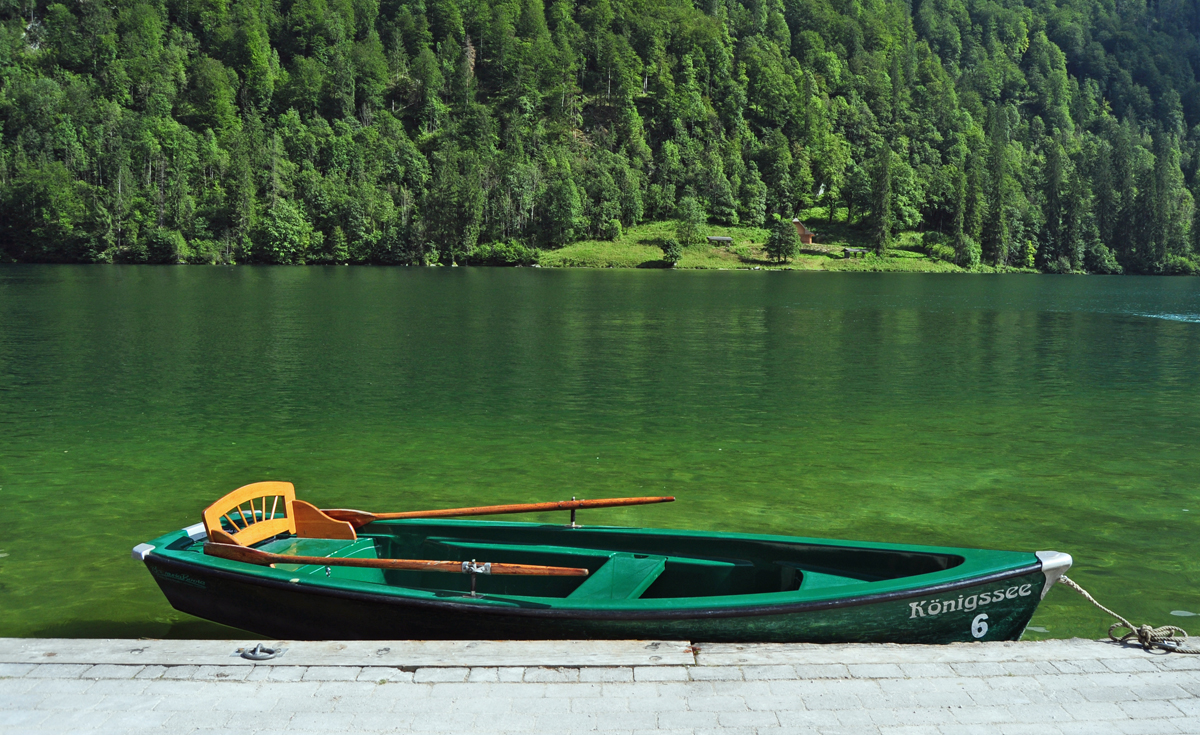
[538,220,770,268]
[540,216,977,272]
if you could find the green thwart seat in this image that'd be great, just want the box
[566,553,666,600]
[799,569,867,590]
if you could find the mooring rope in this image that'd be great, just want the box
[1058,575,1200,654]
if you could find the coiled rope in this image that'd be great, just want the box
[1059,575,1200,654]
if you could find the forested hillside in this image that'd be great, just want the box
[2,0,1200,272]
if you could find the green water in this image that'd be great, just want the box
[1,266,1198,639]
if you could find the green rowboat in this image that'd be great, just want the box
[133,483,1072,643]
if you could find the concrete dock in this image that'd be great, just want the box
[2,637,1198,734]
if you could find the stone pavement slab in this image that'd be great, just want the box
[0,638,1197,734]
[0,638,694,668]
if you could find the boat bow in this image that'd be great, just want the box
[1035,550,1073,598]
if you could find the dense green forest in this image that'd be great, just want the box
[2,0,1200,272]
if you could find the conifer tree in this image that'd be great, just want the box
[1040,139,1066,271]
[952,167,979,268]
[871,146,893,254]
[982,108,1011,266]
[765,214,799,263]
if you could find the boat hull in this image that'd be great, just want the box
[144,553,1047,643]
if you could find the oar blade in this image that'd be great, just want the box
[489,562,590,577]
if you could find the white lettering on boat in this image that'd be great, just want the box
[972,613,989,638]
[908,583,1032,619]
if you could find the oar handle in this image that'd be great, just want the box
[324,495,676,527]
[203,542,589,576]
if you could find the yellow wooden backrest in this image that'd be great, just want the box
[201,481,357,546]
[202,481,298,546]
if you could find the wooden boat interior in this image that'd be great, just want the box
[190,515,968,601]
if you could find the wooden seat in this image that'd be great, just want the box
[202,481,356,546]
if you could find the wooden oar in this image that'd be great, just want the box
[322,495,676,529]
[204,542,589,576]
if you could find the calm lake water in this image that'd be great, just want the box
[1,266,1198,639]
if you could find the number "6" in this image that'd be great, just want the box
[971,613,989,639]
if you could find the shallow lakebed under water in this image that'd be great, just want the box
[0,266,1197,639]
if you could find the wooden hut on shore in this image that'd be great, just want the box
[792,219,816,244]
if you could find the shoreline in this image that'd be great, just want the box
[0,218,1112,274]
[0,257,1060,274]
